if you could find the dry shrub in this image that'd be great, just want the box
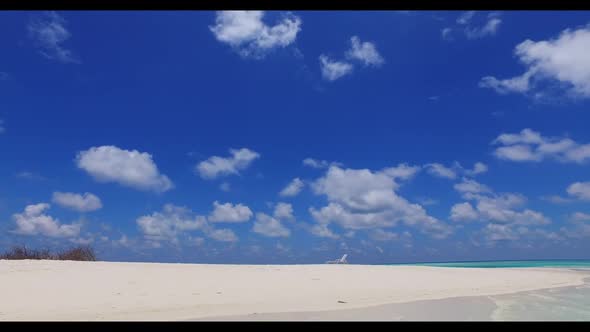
[0,245,96,261]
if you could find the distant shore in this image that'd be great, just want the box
[0,260,587,321]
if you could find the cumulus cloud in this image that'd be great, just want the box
[345,36,384,67]
[381,163,421,182]
[273,202,294,220]
[454,178,492,195]
[253,212,291,237]
[425,163,457,179]
[492,129,590,163]
[279,178,304,197]
[319,55,353,81]
[449,179,550,227]
[12,203,81,238]
[208,201,253,223]
[76,146,173,192]
[207,228,238,242]
[567,182,590,201]
[308,223,339,239]
[136,204,237,245]
[480,24,590,98]
[52,192,102,212]
[482,224,562,243]
[210,11,301,58]
[196,148,260,179]
[27,11,79,63]
[137,204,207,244]
[450,202,479,222]
[465,162,488,176]
[309,166,452,239]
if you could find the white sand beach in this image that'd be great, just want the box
[0,260,587,321]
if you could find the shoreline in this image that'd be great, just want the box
[199,275,590,321]
[0,260,588,321]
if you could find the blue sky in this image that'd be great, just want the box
[1,10,590,264]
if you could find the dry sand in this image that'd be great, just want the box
[0,260,586,321]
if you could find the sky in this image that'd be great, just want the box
[1,10,590,264]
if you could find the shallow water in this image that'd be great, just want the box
[396,260,590,269]
[490,277,590,321]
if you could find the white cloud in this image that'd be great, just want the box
[76,145,173,192]
[137,204,207,244]
[570,212,590,222]
[52,192,102,212]
[253,213,291,237]
[273,202,294,220]
[465,162,488,176]
[308,223,339,239]
[480,70,534,94]
[492,129,590,163]
[27,11,79,63]
[425,163,457,179]
[136,204,238,245]
[482,224,519,241]
[449,180,550,227]
[113,235,131,247]
[541,195,574,204]
[441,28,453,41]
[279,177,304,197]
[210,11,301,58]
[381,163,421,181]
[303,158,341,169]
[12,203,81,238]
[457,11,476,25]
[345,36,384,67]
[454,178,492,195]
[309,166,452,238]
[567,181,590,201]
[450,202,479,222]
[482,224,562,243]
[465,17,502,39]
[480,24,590,97]
[208,201,253,223]
[369,229,399,241]
[319,55,353,81]
[449,12,501,41]
[207,228,238,242]
[196,148,260,179]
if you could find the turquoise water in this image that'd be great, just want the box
[395,260,590,268]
